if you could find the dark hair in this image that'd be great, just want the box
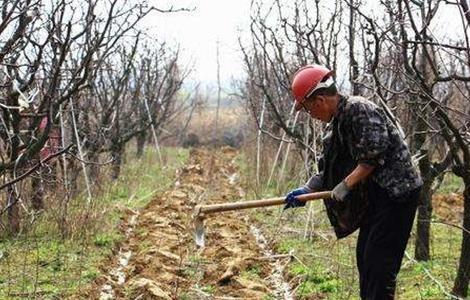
[311,83,338,97]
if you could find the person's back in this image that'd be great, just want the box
[340,96,422,198]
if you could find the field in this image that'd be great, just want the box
[0,145,465,299]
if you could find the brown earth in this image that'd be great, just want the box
[85,147,283,299]
[433,193,464,223]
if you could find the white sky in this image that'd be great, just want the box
[141,0,466,90]
[143,0,252,87]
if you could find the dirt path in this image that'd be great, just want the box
[88,148,291,299]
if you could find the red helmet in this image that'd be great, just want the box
[291,65,334,110]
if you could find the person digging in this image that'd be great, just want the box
[284,64,423,300]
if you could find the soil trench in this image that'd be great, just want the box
[90,148,291,299]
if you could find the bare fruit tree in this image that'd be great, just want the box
[86,38,187,180]
[0,0,189,234]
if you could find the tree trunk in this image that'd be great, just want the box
[88,150,101,183]
[7,186,20,235]
[111,145,124,180]
[452,175,470,297]
[66,159,80,198]
[31,173,44,210]
[58,157,70,238]
[415,155,433,261]
[136,131,146,158]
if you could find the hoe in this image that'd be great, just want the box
[193,191,331,247]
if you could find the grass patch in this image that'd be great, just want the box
[94,232,121,247]
[288,262,340,298]
[181,255,208,281]
[0,146,188,299]
[240,264,262,280]
[201,284,216,294]
[437,173,464,194]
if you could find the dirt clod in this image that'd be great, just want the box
[128,278,171,300]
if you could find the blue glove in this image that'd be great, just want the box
[284,187,309,210]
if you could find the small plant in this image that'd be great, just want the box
[182,255,206,280]
[182,267,199,279]
[201,284,216,294]
[318,278,339,293]
[419,284,440,297]
[82,268,100,281]
[240,268,261,280]
[178,293,191,300]
[94,233,120,247]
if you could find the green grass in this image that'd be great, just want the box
[201,284,216,294]
[437,173,464,194]
[0,237,101,299]
[0,146,188,299]
[93,232,122,247]
[397,222,461,299]
[290,262,340,295]
[240,264,262,281]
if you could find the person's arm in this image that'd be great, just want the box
[304,171,324,192]
[344,163,375,188]
[332,163,375,201]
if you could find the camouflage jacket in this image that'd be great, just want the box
[305,95,423,238]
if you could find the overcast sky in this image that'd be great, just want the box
[142,0,465,90]
[143,0,252,88]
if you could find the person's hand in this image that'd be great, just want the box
[284,187,309,210]
[331,180,351,202]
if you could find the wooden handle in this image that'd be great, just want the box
[196,191,331,215]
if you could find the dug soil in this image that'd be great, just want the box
[433,193,464,223]
[86,147,288,299]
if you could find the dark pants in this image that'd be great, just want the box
[357,182,420,300]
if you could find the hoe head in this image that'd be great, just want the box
[193,205,205,247]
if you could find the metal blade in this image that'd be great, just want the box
[194,216,205,247]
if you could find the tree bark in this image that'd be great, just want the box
[7,186,20,235]
[88,150,101,183]
[415,191,432,260]
[67,159,80,198]
[136,131,146,158]
[111,145,124,180]
[415,155,432,261]
[452,175,470,297]
[348,0,359,95]
[30,173,44,210]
